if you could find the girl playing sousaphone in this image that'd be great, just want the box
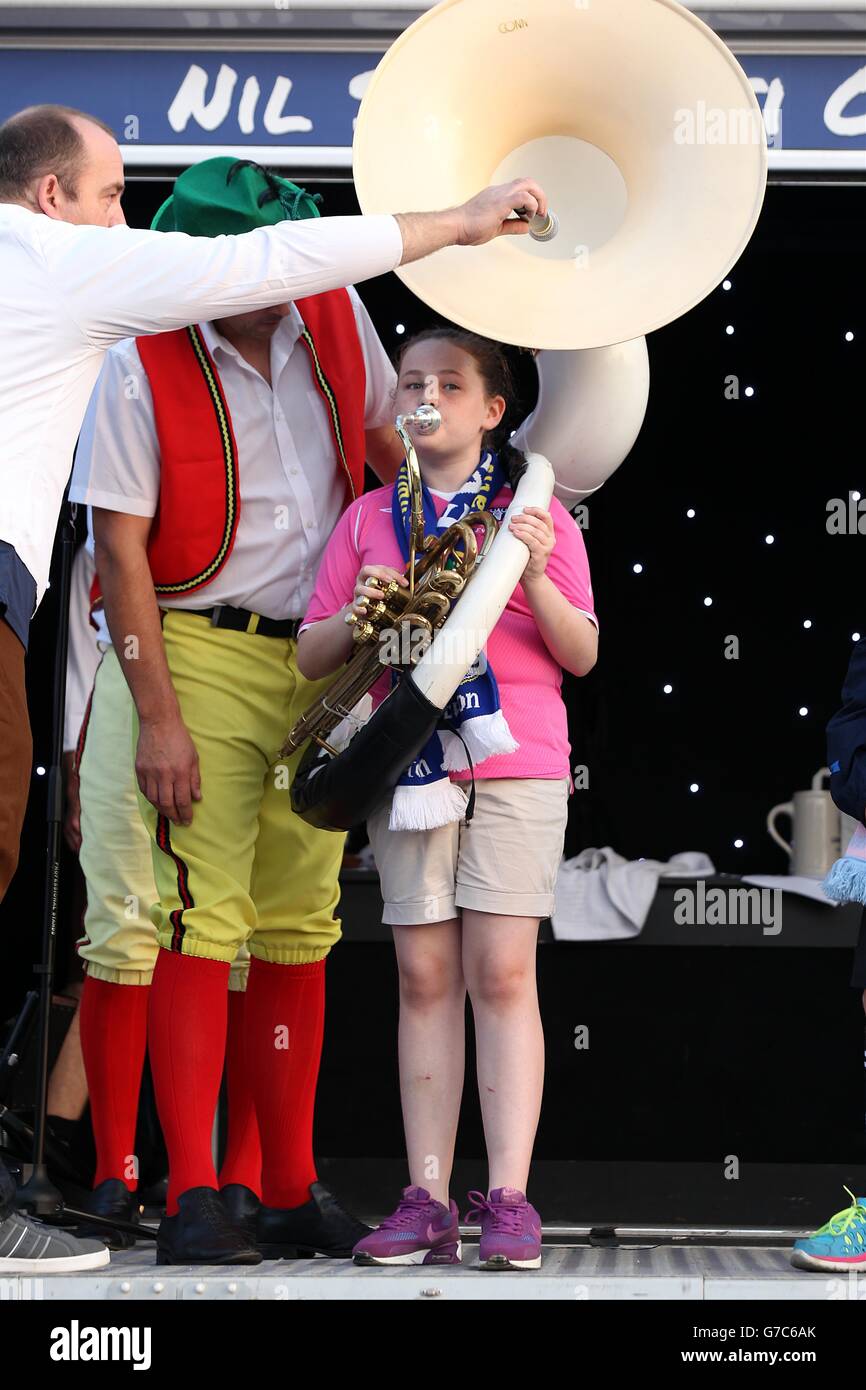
[297,327,597,1269]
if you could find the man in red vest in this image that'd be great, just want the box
[69,158,404,1264]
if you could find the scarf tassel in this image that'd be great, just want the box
[440,712,519,771]
[823,854,866,905]
[389,779,469,832]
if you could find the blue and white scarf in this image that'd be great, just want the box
[387,449,518,832]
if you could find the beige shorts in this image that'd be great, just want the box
[366,777,570,925]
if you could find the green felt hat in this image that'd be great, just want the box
[151,156,322,235]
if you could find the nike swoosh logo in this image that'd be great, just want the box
[426,1221,451,1243]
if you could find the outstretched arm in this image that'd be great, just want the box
[45,179,547,349]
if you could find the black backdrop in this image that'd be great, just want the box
[2,178,864,1023]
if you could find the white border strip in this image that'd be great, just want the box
[3,0,866,10]
[122,144,353,167]
[0,35,863,54]
[768,148,866,169]
[121,144,866,172]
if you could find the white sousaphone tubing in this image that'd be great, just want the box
[408,451,555,711]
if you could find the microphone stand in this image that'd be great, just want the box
[14,497,77,1217]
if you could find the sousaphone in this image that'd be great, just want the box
[354,0,767,352]
[287,0,767,831]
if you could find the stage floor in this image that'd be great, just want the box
[6,1239,849,1301]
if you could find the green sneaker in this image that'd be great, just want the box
[791,1187,866,1272]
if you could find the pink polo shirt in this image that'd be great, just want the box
[301,483,597,781]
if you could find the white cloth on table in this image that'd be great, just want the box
[552,847,716,941]
[741,873,841,906]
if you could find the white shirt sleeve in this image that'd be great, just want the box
[35,214,404,350]
[69,341,161,517]
[64,544,102,753]
[346,286,397,429]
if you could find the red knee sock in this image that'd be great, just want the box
[217,989,262,1196]
[244,957,325,1210]
[147,949,230,1216]
[79,974,150,1191]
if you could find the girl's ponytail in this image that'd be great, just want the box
[491,437,528,492]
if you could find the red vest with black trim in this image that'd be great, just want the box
[133,287,368,597]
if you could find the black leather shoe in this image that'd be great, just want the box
[76,1179,140,1250]
[219,1184,261,1242]
[256,1182,372,1258]
[156,1187,262,1265]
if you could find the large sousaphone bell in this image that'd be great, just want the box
[354,0,767,352]
[288,0,767,831]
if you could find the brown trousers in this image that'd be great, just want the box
[0,616,32,903]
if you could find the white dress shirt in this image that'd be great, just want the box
[63,542,102,753]
[70,288,397,620]
[0,201,403,608]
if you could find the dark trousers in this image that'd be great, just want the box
[0,616,31,902]
[852,908,866,991]
[0,616,32,1219]
[0,1155,15,1221]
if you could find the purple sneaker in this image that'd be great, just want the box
[466,1188,542,1269]
[352,1186,462,1266]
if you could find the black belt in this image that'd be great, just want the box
[172,605,303,639]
